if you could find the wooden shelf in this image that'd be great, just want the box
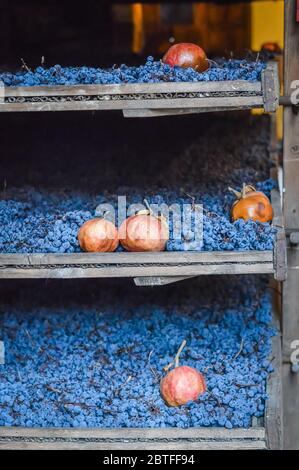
[0,63,279,116]
[0,247,284,283]
[0,189,287,284]
[0,302,282,450]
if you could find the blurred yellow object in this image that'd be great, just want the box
[132,4,144,54]
[251,1,284,139]
[251,1,284,52]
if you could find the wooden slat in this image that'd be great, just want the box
[134,276,195,286]
[0,264,274,279]
[0,442,266,450]
[0,427,266,450]
[0,97,264,113]
[0,251,273,265]
[3,80,261,97]
[261,62,280,113]
[272,189,287,282]
[0,251,274,279]
[123,106,254,118]
[282,0,299,448]
[265,322,283,449]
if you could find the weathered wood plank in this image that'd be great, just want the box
[123,106,254,118]
[265,315,283,449]
[0,251,274,278]
[0,441,266,450]
[0,250,275,279]
[0,426,266,439]
[0,96,264,113]
[0,251,273,265]
[0,426,266,450]
[272,189,284,230]
[283,0,299,450]
[4,80,262,97]
[0,263,274,279]
[261,62,280,113]
[272,189,287,282]
[134,276,195,286]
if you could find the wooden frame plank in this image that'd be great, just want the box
[272,189,287,282]
[0,97,264,113]
[0,251,274,279]
[0,251,273,265]
[0,264,274,279]
[283,0,299,450]
[3,81,262,97]
[0,427,266,450]
[123,106,255,118]
[265,324,283,449]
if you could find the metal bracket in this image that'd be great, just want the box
[279,95,299,115]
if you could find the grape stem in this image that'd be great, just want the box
[228,183,256,200]
[175,339,187,367]
[143,199,153,215]
[20,58,31,73]
[164,339,187,372]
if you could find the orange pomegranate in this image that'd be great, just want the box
[163,43,209,72]
[119,205,169,252]
[78,218,119,253]
[160,340,206,407]
[229,184,273,223]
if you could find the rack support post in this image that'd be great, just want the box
[283,0,299,450]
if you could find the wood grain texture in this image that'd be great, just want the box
[261,62,280,113]
[272,189,287,282]
[0,427,266,450]
[0,251,274,279]
[134,276,195,286]
[0,97,264,113]
[283,0,299,450]
[265,317,283,449]
[4,81,261,97]
[123,106,258,118]
[0,251,273,265]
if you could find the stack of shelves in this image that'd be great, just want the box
[0,55,284,448]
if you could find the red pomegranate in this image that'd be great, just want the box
[78,218,119,252]
[160,340,206,407]
[163,43,209,72]
[119,205,169,252]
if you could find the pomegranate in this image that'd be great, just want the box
[119,203,169,252]
[160,340,206,407]
[229,184,273,223]
[78,218,119,252]
[261,42,281,54]
[162,43,209,72]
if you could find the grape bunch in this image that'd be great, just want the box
[0,57,266,87]
[0,275,275,429]
[0,181,277,254]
